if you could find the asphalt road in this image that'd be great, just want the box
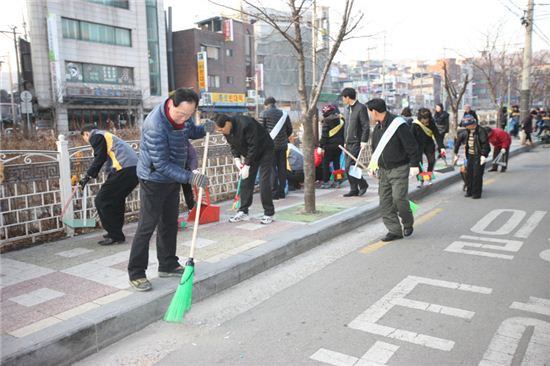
[76,146,550,366]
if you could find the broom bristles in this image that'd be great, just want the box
[164,264,195,322]
[409,200,419,215]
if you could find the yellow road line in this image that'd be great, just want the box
[359,208,443,254]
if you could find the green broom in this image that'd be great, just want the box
[164,130,211,322]
[409,200,419,215]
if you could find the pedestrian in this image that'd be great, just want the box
[261,97,293,200]
[400,107,414,126]
[367,98,421,242]
[341,87,370,197]
[462,104,479,125]
[80,126,139,245]
[453,115,490,199]
[410,108,445,187]
[520,109,536,146]
[286,138,304,191]
[433,103,450,139]
[319,104,345,189]
[127,88,213,292]
[484,126,511,172]
[508,105,520,138]
[498,106,508,130]
[181,143,198,210]
[214,113,275,224]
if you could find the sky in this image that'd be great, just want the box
[0,0,548,86]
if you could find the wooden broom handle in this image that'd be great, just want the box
[338,145,368,170]
[189,131,210,259]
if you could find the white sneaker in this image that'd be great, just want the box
[229,211,250,223]
[260,215,273,225]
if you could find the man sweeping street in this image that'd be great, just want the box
[127,88,214,292]
[367,98,420,242]
[80,126,139,245]
[214,113,275,224]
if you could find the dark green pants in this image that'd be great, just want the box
[378,164,413,236]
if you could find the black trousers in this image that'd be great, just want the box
[287,169,304,189]
[345,143,367,192]
[492,147,509,171]
[181,184,195,210]
[272,145,288,196]
[322,146,341,182]
[128,180,181,281]
[466,154,485,198]
[240,149,275,216]
[95,166,138,241]
[420,143,436,172]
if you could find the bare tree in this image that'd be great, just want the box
[210,0,362,213]
[529,50,550,108]
[442,61,470,140]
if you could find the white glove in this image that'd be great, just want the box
[452,156,459,165]
[440,148,446,157]
[480,156,486,165]
[409,167,420,177]
[360,142,368,149]
[316,147,323,154]
[500,148,506,154]
[234,157,243,170]
[240,165,250,179]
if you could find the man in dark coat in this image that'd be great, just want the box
[453,115,490,199]
[368,98,421,242]
[341,87,370,197]
[214,114,275,224]
[319,104,345,188]
[261,97,293,199]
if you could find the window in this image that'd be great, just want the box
[65,61,134,85]
[145,0,161,95]
[206,46,219,60]
[208,75,220,88]
[225,48,233,57]
[85,0,129,9]
[61,18,131,47]
[226,76,234,84]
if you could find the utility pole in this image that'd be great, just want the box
[10,26,21,93]
[7,55,16,126]
[519,0,534,122]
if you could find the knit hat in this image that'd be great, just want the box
[461,114,477,127]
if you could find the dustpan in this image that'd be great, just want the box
[62,185,96,228]
[187,185,220,225]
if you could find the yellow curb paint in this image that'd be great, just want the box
[359,208,443,254]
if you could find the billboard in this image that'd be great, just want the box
[197,52,208,91]
[223,19,234,42]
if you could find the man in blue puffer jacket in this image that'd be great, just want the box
[128,88,215,292]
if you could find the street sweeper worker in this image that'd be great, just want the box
[319,104,345,189]
[80,126,139,246]
[452,115,490,199]
[367,98,421,242]
[127,88,215,292]
[410,108,445,187]
[484,126,511,173]
[214,113,275,225]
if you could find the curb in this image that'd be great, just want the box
[0,144,533,366]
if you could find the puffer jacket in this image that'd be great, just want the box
[137,98,206,183]
[260,105,292,150]
[319,114,345,149]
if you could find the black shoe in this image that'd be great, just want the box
[472,195,481,199]
[343,191,359,197]
[403,227,414,237]
[97,237,125,246]
[464,193,472,197]
[500,168,506,173]
[358,183,369,196]
[381,232,403,242]
[488,167,498,172]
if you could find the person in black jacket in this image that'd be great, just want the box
[433,103,449,137]
[452,115,490,199]
[80,126,139,246]
[261,97,293,199]
[368,98,421,242]
[411,108,445,186]
[319,104,345,189]
[214,114,275,224]
[341,87,370,197]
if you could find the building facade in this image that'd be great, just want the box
[26,0,168,132]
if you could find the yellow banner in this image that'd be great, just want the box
[197,52,207,91]
[210,93,246,104]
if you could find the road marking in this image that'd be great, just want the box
[445,235,524,260]
[310,341,400,366]
[348,275,491,351]
[514,211,547,238]
[510,296,550,317]
[359,208,442,254]
[540,249,550,263]
[471,209,526,236]
[479,317,550,366]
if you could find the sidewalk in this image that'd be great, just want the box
[0,140,532,366]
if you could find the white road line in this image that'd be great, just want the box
[514,211,547,238]
[348,276,491,351]
[459,235,524,252]
[310,342,400,366]
[510,296,550,317]
[471,209,526,236]
[310,348,358,366]
[445,242,515,260]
